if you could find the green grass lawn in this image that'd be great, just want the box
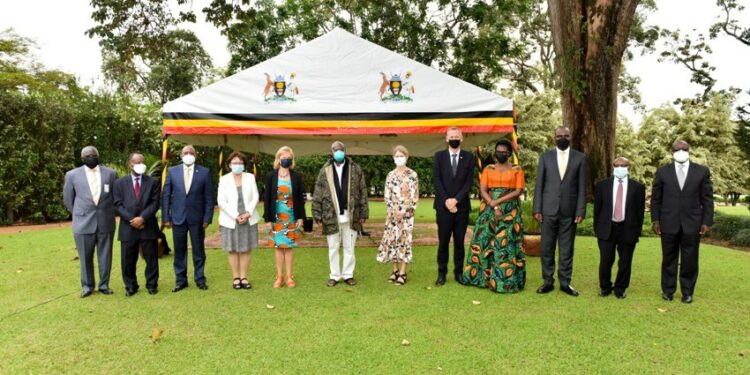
[715,204,750,216]
[1,222,749,373]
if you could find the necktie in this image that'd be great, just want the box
[90,169,100,205]
[559,152,568,180]
[677,164,686,190]
[184,166,192,193]
[451,154,458,176]
[134,176,141,200]
[614,179,624,222]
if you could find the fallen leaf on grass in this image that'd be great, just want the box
[16,268,23,273]
[437,367,443,371]
[266,304,275,310]
[151,328,163,343]
[401,339,410,347]
[472,300,481,305]
[71,256,79,261]
[345,289,354,293]
[426,286,432,290]
[657,308,667,313]
[739,349,749,357]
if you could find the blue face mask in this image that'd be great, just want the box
[333,150,346,162]
[613,166,628,179]
[231,164,244,174]
[280,159,293,168]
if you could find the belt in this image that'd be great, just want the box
[611,221,624,226]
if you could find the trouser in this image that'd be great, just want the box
[661,229,700,296]
[597,223,636,293]
[121,239,159,290]
[172,223,206,286]
[327,225,357,280]
[540,215,576,287]
[436,208,469,277]
[73,231,113,292]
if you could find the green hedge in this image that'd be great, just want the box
[709,212,750,248]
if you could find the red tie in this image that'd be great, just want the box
[135,177,141,200]
[614,179,623,222]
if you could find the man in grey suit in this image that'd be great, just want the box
[533,127,587,297]
[63,146,117,298]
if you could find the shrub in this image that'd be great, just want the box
[521,200,541,234]
[710,212,750,241]
[730,229,750,247]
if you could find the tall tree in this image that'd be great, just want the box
[547,0,641,195]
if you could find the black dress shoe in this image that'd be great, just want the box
[172,284,188,293]
[536,283,554,294]
[98,288,113,295]
[81,290,93,298]
[662,293,674,301]
[599,289,612,297]
[148,288,158,295]
[435,275,446,286]
[681,295,693,304]
[125,288,138,297]
[614,290,626,299]
[560,285,580,297]
[454,274,463,283]
[197,283,208,290]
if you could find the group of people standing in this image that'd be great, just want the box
[63,126,714,304]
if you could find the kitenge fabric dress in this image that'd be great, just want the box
[462,165,526,293]
[376,168,419,263]
[268,178,298,249]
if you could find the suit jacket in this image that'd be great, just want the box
[162,164,214,226]
[533,148,587,218]
[113,174,160,241]
[217,172,260,229]
[63,166,117,235]
[263,169,306,223]
[650,162,714,235]
[593,177,646,244]
[432,149,476,212]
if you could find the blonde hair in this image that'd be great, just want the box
[392,145,409,157]
[273,146,295,170]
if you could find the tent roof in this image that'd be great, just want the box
[163,28,514,156]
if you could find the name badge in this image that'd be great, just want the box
[104,184,110,193]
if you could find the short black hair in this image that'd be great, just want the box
[495,139,513,152]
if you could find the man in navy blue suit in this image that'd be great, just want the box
[162,145,214,292]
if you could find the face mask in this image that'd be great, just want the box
[280,159,293,168]
[83,156,99,169]
[613,166,628,179]
[556,138,570,150]
[673,150,689,163]
[495,153,509,163]
[133,163,147,175]
[182,154,195,166]
[333,150,346,162]
[448,139,461,149]
[394,156,407,167]
[231,164,244,174]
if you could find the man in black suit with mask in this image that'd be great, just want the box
[651,140,713,304]
[533,126,587,297]
[594,157,646,299]
[432,127,476,286]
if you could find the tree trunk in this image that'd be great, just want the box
[5,204,13,225]
[548,0,640,197]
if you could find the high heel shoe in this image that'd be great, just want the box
[273,276,284,289]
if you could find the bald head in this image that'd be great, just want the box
[180,145,196,156]
[672,140,690,152]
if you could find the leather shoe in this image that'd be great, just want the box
[344,278,357,286]
[98,288,113,295]
[536,283,554,294]
[560,285,580,297]
[81,290,93,298]
[172,284,188,293]
[197,283,208,290]
[435,275,446,286]
[148,288,158,295]
[614,290,626,299]
[599,289,612,297]
[662,293,673,301]
[326,279,338,287]
[681,295,693,304]
[125,288,138,297]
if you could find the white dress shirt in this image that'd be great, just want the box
[674,160,690,190]
[612,177,628,222]
[557,147,569,180]
[84,165,101,204]
[183,164,194,192]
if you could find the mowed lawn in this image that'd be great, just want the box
[1,204,750,373]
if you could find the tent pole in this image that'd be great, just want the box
[161,136,170,190]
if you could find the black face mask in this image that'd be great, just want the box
[556,138,570,150]
[280,159,293,168]
[496,153,509,163]
[448,139,461,149]
[83,156,99,169]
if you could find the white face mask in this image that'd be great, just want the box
[394,156,407,167]
[613,166,628,179]
[673,150,689,163]
[133,163,147,175]
[182,154,196,166]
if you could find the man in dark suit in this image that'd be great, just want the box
[162,145,214,292]
[593,157,646,299]
[651,140,713,304]
[63,146,117,298]
[533,127,587,296]
[432,127,476,286]
[114,153,161,296]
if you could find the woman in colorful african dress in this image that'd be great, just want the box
[462,139,526,293]
[376,145,419,285]
[263,146,306,289]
